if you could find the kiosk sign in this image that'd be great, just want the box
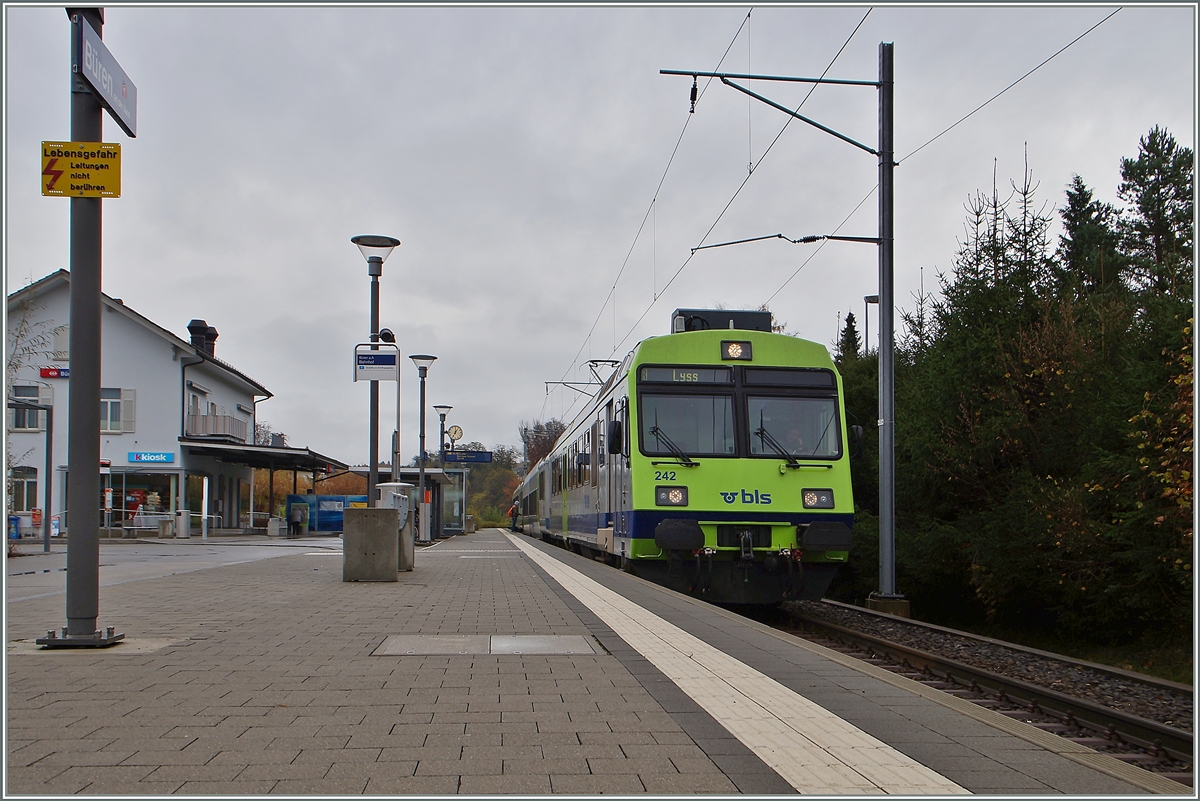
[73,15,137,137]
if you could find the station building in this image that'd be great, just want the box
[6,270,344,538]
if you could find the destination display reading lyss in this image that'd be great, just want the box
[639,366,732,384]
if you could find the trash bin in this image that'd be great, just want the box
[396,496,414,572]
[176,509,191,539]
[8,515,20,540]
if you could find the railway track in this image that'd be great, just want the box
[765,600,1193,788]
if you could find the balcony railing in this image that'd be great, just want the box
[185,413,248,442]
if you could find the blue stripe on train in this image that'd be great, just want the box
[547,509,853,540]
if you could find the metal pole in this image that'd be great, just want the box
[877,42,899,600]
[368,262,381,504]
[438,414,446,463]
[43,405,53,552]
[417,366,428,542]
[64,7,104,639]
[395,379,401,482]
[863,294,879,357]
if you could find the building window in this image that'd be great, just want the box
[10,386,40,430]
[100,388,136,433]
[100,388,121,431]
[10,466,36,512]
[8,385,51,431]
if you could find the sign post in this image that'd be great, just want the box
[39,7,135,649]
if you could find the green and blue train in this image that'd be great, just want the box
[516,308,860,605]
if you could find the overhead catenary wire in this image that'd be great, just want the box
[542,8,754,422]
[899,8,1121,164]
[551,6,1119,425]
[608,8,873,355]
[755,7,1122,308]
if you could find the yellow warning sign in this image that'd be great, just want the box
[41,141,121,198]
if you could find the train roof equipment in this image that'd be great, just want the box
[671,308,773,334]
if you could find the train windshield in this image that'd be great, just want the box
[748,396,840,459]
[640,394,735,456]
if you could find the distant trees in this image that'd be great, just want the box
[254,421,287,447]
[519,418,567,469]
[830,128,1193,644]
[462,445,521,524]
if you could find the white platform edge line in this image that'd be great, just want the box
[506,533,968,795]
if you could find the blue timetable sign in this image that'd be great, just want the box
[443,451,492,463]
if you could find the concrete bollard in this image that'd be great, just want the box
[343,508,400,582]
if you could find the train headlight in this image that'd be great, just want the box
[802,489,835,509]
[655,486,689,506]
[721,340,752,361]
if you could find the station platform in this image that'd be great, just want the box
[5,529,1188,795]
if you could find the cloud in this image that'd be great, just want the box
[5,5,1193,464]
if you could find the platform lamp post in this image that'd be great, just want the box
[351,234,400,505]
[864,295,879,356]
[410,355,437,542]
[433,405,452,463]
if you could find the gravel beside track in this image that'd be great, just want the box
[784,600,1193,733]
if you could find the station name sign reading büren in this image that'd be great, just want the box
[42,141,120,197]
[73,14,137,138]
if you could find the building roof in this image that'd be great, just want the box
[7,270,271,398]
[179,440,348,473]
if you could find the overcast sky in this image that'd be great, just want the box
[4,4,1195,467]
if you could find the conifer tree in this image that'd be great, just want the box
[836,311,861,364]
[1117,126,1194,298]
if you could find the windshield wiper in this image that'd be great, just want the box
[755,425,801,468]
[648,423,698,467]
[755,410,800,468]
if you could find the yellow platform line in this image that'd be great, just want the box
[507,534,968,795]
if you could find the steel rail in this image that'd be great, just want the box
[817,599,1195,694]
[785,611,1194,765]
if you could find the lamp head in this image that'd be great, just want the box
[351,235,401,274]
[410,354,437,375]
[378,328,396,344]
[864,294,880,304]
[433,404,452,420]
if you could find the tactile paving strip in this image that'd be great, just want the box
[506,533,968,795]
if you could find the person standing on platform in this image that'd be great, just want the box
[508,502,519,532]
[288,503,303,538]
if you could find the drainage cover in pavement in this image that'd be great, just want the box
[373,634,595,655]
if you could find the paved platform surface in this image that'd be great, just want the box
[5,529,1186,795]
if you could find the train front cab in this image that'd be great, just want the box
[621,330,857,604]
